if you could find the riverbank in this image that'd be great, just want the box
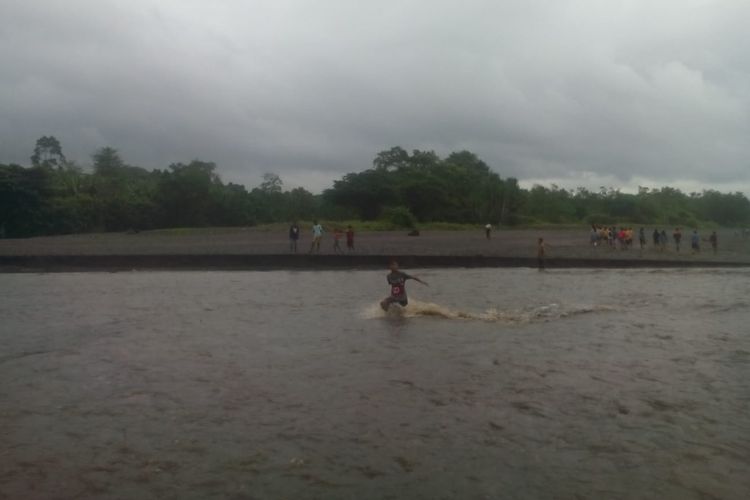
[1,227,748,271]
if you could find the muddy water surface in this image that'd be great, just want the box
[1,269,749,499]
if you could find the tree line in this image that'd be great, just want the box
[1,139,748,238]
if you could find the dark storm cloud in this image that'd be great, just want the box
[1,0,748,193]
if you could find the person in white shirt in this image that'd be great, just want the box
[309,221,324,253]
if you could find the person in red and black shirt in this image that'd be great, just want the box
[380,260,428,311]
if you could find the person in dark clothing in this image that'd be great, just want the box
[537,237,547,270]
[652,228,660,247]
[639,227,646,250]
[673,228,682,252]
[380,260,428,311]
[289,222,300,253]
[709,231,718,254]
[346,225,355,252]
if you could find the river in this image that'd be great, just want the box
[1,268,749,499]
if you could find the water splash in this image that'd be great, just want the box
[363,300,617,323]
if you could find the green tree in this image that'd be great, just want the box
[286,187,317,220]
[373,146,410,171]
[500,177,522,225]
[30,136,65,168]
[93,147,125,176]
[324,169,397,220]
[259,172,283,193]
[0,164,50,236]
[157,160,220,227]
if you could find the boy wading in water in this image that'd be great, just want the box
[380,260,428,311]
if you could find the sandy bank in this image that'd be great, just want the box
[1,228,748,271]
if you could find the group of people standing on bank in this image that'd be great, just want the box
[288,222,355,254]
[590,225,718,254]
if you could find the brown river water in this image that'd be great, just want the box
[1,268,749,500]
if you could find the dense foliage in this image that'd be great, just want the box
[1,139,749,238]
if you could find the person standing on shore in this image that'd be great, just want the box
[333,228,344,254]
[673,228,682,252]
[289,222,300,253]
[309,221,323,253]
[639,227,646,250]
[537,237,546,270]
[617,227,627,250]
[709,231,718,254]
[346,225,355,252]
[652,228,660,248]
[691,230,700,254]
[485,223,492,240]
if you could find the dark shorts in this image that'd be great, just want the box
[383,296,408,307]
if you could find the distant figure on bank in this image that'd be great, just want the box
[590,225,599,247]
[289,222,300,253]
[709,231,718,254]
[691,230,700,253]
[333,228,344,254]
[537,237,546,271]
[616,227,624,249]
[485,223,492,240]
[346,225,355,252]
[309,221,323,253]
[652,228,660,248]
[639,227,646,250]
[660,230,668,251]
[380,260,428,311]
[673,227,682,252]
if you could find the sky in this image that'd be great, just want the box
[1,0,748,194]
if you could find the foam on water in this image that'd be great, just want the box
[363,300,617,323]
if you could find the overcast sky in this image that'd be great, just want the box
[1,0,748,194]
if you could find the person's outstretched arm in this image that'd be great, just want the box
[407,274,428,286]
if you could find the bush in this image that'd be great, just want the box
[380,206,417,228]
[586,213,616,226]
[667,212,700,228]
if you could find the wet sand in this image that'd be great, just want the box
[1,228,748,271]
